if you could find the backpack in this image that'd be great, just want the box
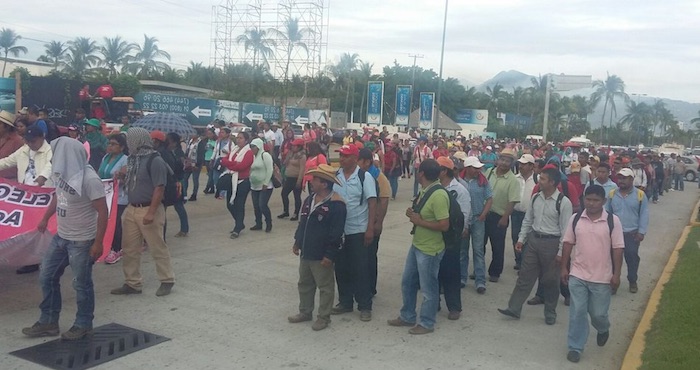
[531,192,565,215]
[572,209,614,241]
[412,185,465,248]
[145,152,180,207]
[609,188,644,215]
[357,168,380,205]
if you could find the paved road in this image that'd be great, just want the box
[1,178,697,369]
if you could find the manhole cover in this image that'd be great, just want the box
[10,323,170,370]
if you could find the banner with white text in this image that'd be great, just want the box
[0,178,118,266]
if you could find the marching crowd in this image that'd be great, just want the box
[0,106,674,363]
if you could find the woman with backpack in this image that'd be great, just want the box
[249,138,275,233]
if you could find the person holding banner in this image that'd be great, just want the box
[98,134,129,265]
[21,137,108,341]
[0,110,24,180]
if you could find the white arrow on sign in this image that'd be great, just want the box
[246,111,264,122]
[191,106,212,119]
[295,115,309,125]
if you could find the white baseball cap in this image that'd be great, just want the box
[618,168,635,178]
[486,145,492,150]
[464,156,485,168]
[517,154,535,164]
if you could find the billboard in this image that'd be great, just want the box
[455,109,488,125]
[550,74,592,91]
[395,85,411,126]
[419,92,434,130]
[367,81,383,125]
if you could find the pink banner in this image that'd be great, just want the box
[0,178,118,266]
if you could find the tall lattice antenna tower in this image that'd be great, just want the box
[210,0,329,79]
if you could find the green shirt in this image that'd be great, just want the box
[413,181,450,255]
[486,168,521,216]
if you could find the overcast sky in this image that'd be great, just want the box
[3,0,699,102]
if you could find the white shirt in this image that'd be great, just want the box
[514,172,537,213]
[274,129,284,148]
[264,129,276,146]
[445,178,472,229]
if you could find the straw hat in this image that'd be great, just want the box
[0,110,16,127]
[306,164,341,185]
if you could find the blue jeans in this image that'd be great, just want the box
[173,201,189,233]
[673,173,684,190]
[460,219,486,288]
[400,245,445,329]
[251,188,273,227]
[623,233,641,284]
[183,168,201,198]
[39,235,95,329]
[567,276,611,353]
[388,175,399,198]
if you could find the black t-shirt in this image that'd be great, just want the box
[651,161,665,178]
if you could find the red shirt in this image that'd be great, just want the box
[221,149,254,179]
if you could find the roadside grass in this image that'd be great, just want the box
[640,226,700,370]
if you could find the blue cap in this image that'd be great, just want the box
[24,125,45,140]
[418,136,428,142]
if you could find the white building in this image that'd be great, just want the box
[0,57,53,78]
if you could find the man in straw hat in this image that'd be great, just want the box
[288,164,347,331]
[0,110,24,180]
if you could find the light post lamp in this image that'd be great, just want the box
[434,0,448,132]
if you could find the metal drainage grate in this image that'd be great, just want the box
[10,323,170,370]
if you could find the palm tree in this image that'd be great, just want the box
[268,17,313,115]
[0,28,28,76]
[43,40,66,71]
[620,101,653,145]
[100,36,135,78]
[326,52,360,113]
[485,84,506,114]
[127,34,171,78]
[235,27,274,70]
[59,37,101,80]
[592,73,628,143]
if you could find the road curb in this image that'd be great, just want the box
[620,196,700,369]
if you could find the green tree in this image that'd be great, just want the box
[128,34,171,78]
[100,36,135,79]
[0,28,28,76]
[43,40,67,71]
[111,74,142,97]
[620,101,653,146]
[592,73,628,143]
[268,17,312,115]
[326,52,360,114]
[236,27,275,70]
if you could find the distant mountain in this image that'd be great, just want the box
[475,70,700,129]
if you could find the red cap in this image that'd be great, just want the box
[336,144,359,156]
[150,130,166,142]
[542,164,558,171]
[291,138,305,146]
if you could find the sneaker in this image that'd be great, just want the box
[527,296,544,305]
[230,232,240,239]
[188,195,197,202]
[156,283,174,297]
[287,313,312,323]
[61,326,92,341]
[104,250,122,265]
[250,225,263,231]
[597,331,610,346]
[489,276,499,283]
[448,311,461,320]
[567,350,581,363]
[387,317,414,327]
[174,232,188,238]
[545,316,556,325]
[330,304,353,315]
[311,318,329,331]
[110,284,142,295]
[477,286,486,294]
[22,322,59,337]
[360,310,372,322]
[277,212,290,219]
[629,282,638,293]
[408,325,434,335]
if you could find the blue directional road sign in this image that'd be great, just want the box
[241,103,280,125]
[136,92,216,126]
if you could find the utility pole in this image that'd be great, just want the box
[409,53,424,112]
[542,74,552,142]
[435,0,449,132]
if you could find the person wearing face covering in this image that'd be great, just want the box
[110,127,176,297]
[21,137,108,341]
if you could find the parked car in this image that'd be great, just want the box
[680,156,699,182]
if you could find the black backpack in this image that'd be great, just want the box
[531,192,565,215]
[356,168,381,205]
[45,120,60,142]
[412,185,465,248]
[145,152,179,207]
[572,209,614,240]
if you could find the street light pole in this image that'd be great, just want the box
[434,0,448,132]
[542,74,552,142]
[409,53,424,112]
